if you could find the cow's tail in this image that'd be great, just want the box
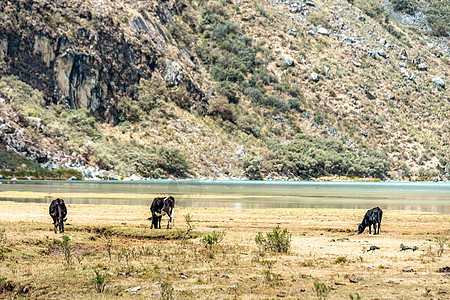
[171,197,175,225]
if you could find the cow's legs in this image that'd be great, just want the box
[369,224,372,234]
[164,208,173,229]
[377,222,381,234]
[166,212,171,229]
[150,214,154,229]
[171,208,174,227]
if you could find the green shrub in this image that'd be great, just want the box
[386,24,404,40]
[288,98,303,112]
[427,0,450,37]
[355,0,385,21]
[264,95,289,113]
[334,256,347,264]
[217,81,240,103]
[244,87,265,103]
[237,116,260,137]
[308,12,329,28]
[434,235,449,257]
[208,97,235,121]
[59,235,72,269]
[313,281,332,300]
[63,109,102,139]
[197,1,271,109]
[255,226,291,253]
[241,154,261,180]
[202,230,226,249]
[90,269,106,293]
[161,281,174,300]
[391,0,417,15]
[156,146,191,176]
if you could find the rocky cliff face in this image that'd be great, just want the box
[0,0,205,123]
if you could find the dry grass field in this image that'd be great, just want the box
[0,201,449,299]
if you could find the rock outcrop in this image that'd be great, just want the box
[0,0,206,123]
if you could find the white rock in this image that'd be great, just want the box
[431,76,445,88]
[352,60,361,67]
[317,27,329,36]
[124,286,141,292]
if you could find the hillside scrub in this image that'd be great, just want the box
[0,0,448,181]
[262,135,391,179]
[0,77,190,178]
[391,0,417,15]
[0,151,81,180]
[426,0,450,36]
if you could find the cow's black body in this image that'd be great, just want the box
[149,196,175,229]
[49,198,67,233]
[358,207,382,235]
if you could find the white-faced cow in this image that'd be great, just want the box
[358,207,383,235]
[149,196,175,229]
[49,198,67,233]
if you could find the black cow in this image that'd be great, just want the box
[149,196,175,229]
[49,198,67,233]
[358,207,382,235]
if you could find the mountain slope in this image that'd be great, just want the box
[0,0,448,180]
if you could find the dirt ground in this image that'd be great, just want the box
[0,201,449,299]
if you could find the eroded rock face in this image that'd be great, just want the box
[0,0,205,123]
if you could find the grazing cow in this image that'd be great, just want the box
[149,196,175,229]
[49,198,67,233]
[357,207,382,235]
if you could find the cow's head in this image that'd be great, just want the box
[162,196,174,213]
[357,223,365,234]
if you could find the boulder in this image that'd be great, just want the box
[310,72,319,82]
[288,28,298,37]
[317,27,329,36]
[0,124,14,134]
[25,117,42,128]
[377,49,387,58]
[400,68,414,80]
[431,76,445,88]
[360,129,367,137]
[386,93,395,100]
[352,60,361,67]
[417,63,427,71]
[164,61,183,86]
[281,56,294,67]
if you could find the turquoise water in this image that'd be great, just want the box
[0,180,449,214]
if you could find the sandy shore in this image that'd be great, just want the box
[0,202,449,299]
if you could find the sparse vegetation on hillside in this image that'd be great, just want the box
[0,0,448,181]
[391,0,417,15]
[0,77,190,178]
[426,0,450,36]
[263,135,390,179]
[0,151,81,180]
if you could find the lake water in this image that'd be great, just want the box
[0,180,449,214]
